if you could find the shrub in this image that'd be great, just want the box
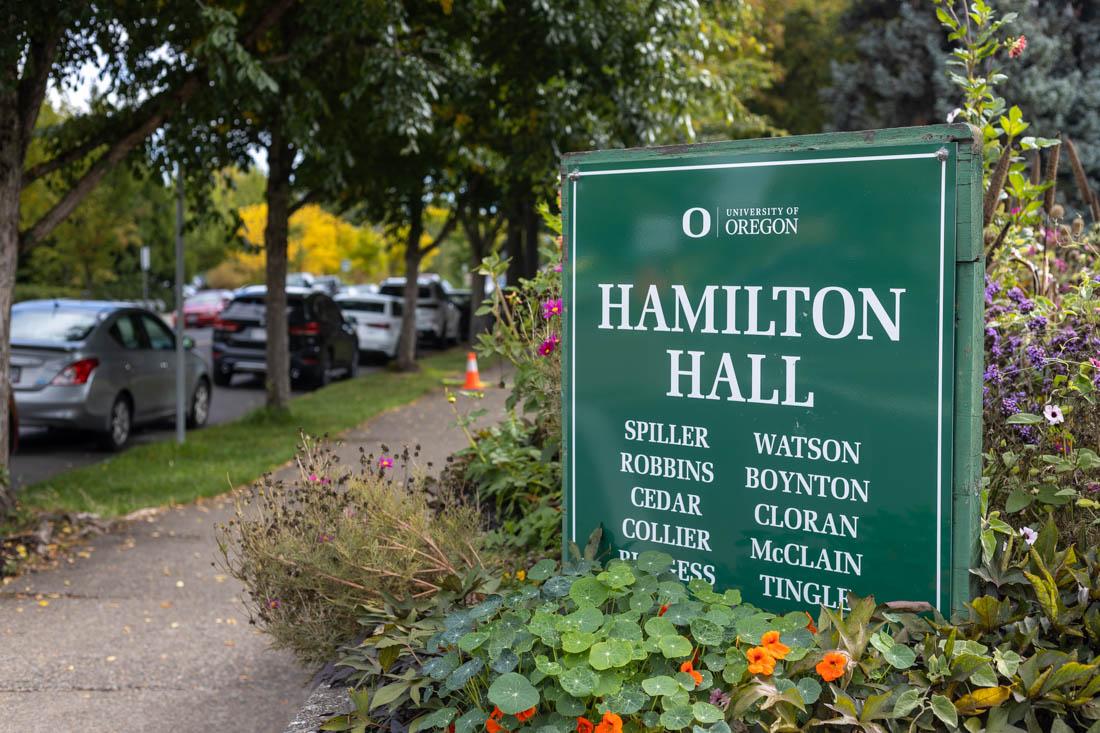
[217,436,486,665]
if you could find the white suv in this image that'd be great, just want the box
[336,293,403,360]
[378,275,461,346]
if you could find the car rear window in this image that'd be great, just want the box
[380,285,431,299]
[222,296,307,322]
[187,292,224,305]
[339,301,385,313]
[11,307,100,343]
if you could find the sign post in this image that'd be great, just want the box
[561,125,982,616]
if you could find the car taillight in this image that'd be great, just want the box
[368,322,390,329]
[213,318,241,332]
[51,358,99,386]
[289,321,321,336]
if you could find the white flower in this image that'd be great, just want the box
[1020,526,1038,545]
[1044,404,1065,425]
[946,108,963,123]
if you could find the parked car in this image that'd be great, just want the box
[9,300,212,450]
[336,293,403,361]
[448,288,473,341]
[286,272,316,290]
[378,275,461,346]
[183,290,233,327]
[313,275,344,296]
[8,392,16,455]
[211,286,358,389]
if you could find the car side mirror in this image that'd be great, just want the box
[183,335,195,350]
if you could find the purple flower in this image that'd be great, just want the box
[266,599,281,610]
[1027,316,1047,332]
[538,334,561,356]
[542,298,563,319]
[1027,345,1046,365]
[1087,483,1100,494]
[318,532,335,544]
[378,456,394,470]
[708,688,731,709]
[1007,287,1035,313]
[984,277,1002,305]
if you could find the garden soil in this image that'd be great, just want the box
[0,380,509,733]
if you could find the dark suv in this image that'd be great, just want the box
[211,286,358,390]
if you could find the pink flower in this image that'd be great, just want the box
[1089,357,1100,369]
[1020,526,1038,545]
[538,334,560,356]
[1009,35,1027,59]
[1011,207,1021,216]
[378,456,394,470]
[553,263,563,273]
[308,473,320,482]
[542,298,563,319]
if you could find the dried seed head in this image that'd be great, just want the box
[1051,204,1065,219]
[1072,216,1085,237]
[1059,224,1072,240]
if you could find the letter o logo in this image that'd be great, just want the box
[682,207,711,238]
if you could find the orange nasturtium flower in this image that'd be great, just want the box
[576,718,594,733]
[761,631,790,660]
[515,708,537,723]
[679,660,703,687]
[594,712,623,733]
[816,651,849,682]
[657,604,669,617]
[746,646,776,676]
[485,720,505,733]
[805,612,818,634]
[490,708,505,721]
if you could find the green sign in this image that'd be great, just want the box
[561,125,983,615]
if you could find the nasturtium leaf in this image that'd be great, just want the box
[543,576,574,598]
[566,607,605,633]
[641,712,660,729]
[659,635,693,658]
[469,596,504,620]
[569,577,610,607]
[636,551,675,574]
[692,702,723,724]
[675,672,697,690]
[702,652,726,671]
[662,602,702,626]
[642,675,680,696]
[513,630,537,654]
[489,629,518,659]
[795,677,822,705]
[423,652,460,680]
[444,658,485,692]
[507,586,540,606]
[443,609,473,630]
[602,685,646,714]
[555,695,586,717]
[606,618,644,641]
[703,722,731,733]
[598,563,636,589]
[776,612,811,634]
[559,666,599,697]
[733,615,773,644]
[410,707,457,733]
[561,632,597,654]
[892,689,922,718]
[689,617,724,646]
[535,655,564,676]
[492,649,520,674]
[589,641,620,670]
[455,708,488,733]
[722,658,747,684]
[930,694,958,728]
[657,581,689,604]
[703,607,733,627]
[488,673,540,715]
[533,713,572,733]
[644,616,677,639]
[528,559,558,581]
[458,631,489,652]
[630,593,655,614]
[688,578,723,603]
[498,612,528,632]
[439,626,470,646]
[660,703,694,730]
[593,669,624,697]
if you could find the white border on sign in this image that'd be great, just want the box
[568,151,950,611]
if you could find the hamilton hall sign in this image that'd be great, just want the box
[561,126,984,615]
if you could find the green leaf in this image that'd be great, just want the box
[659,635,693,658]
[931,694,958,728]
[1005,488,1034,513]
[796,677,822,705]
[644,616,676,638]
[370,681,410,710]
[642,675,680,696]
[636,551,674,574]
[458,631,489,652]
[1006,412,1044,425]
[410,708,458,733]
[488,673,540,715]
[528,559,557,581]
[893,689,922,718]
[589,641,632,670]
[884,643,916,669]
[559,666,599,697]
[692,702,723,724]
[569,577,609,607]
[660,703,694,730]
[444,658,485,692]
[688,617,724,646]
[561,632,597,654]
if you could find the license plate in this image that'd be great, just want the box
[249,328,267,342]
[10,366,20,384]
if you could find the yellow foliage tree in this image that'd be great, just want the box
[228,203,393,286]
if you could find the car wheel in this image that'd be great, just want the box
[345,352,359,379]
[101,394,132,452]
[312,351,332,390]
[213,367,232,387]
[187,378,211,429]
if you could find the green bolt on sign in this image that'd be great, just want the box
[562,125,983,615]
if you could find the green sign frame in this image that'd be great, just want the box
[561,124,983,616]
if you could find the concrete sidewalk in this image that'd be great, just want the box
[0,379,509,733]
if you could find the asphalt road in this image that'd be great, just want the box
[8,327,382,488]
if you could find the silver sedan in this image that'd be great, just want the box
[10,300,211,450]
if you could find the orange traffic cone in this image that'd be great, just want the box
[462,352,486,390]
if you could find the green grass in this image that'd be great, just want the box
[16,350,468,518]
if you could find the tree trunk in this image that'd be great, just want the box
[264,128,293,410]
[396,195,425,372]
[459,207,491,340]
[524,196,540,279]
[0,95,19,516]
[505,200,524,287]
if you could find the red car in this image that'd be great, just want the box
[183,290,233,328]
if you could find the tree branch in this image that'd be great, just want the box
[17,29,61,158]
[287,189,317,216]
[418,210,457,256]
[19,0,299,252]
